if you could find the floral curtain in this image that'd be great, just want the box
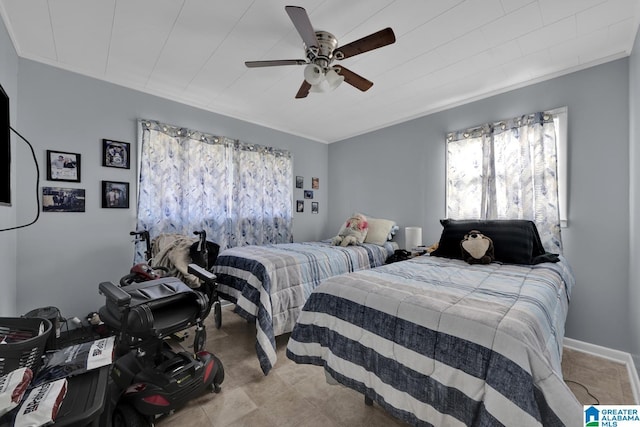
[446,112,562,253]
[135,120,292,261]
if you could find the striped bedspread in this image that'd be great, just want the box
[287,255,581,426]
[212,241,396,374]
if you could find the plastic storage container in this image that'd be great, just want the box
[23,307,60,350]
[0,317,52,375]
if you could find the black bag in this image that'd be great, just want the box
[386,249,411,264]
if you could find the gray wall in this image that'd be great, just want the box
[0,16,18,315]
[12,59,327,319]
[630,29,640,367]
[329,58,632,353]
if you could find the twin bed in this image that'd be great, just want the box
[211,219,581,426]
[212,240,397,374]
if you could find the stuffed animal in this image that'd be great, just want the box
[331,213,369,246]
[460,230,495,264]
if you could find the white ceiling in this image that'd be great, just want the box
[0,0,638,143]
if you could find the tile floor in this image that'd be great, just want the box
[154,306,636,426]
[562,346,634,405]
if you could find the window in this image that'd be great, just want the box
[445,108,566,253]
[135,120,293,261]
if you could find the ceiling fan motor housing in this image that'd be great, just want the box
[305,31,339,70]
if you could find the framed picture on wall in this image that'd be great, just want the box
[42,186,85,212]
[102,180,130,208]
[312,177,319,189]
[296,176,304,189]
[304,190,313,199]
[102,139,130,169]
[296,200,304,212]
[46,150,81,182]
[312,202,318,214]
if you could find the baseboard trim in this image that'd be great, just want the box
[564,337,640,404]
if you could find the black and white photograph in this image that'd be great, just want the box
[42,186,85,212]
[102,180,129,208]
[312,201,318,214]
[295,176,304,189]
[304,190,313,199]
[102,139,130,169]
[46,150,81,182]
[296,200,304,212]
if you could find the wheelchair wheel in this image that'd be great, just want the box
[213,300,222,329]
[194,327,206,353]
[113,403,150,427]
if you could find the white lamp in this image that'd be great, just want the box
[310,81,328,93]
[303,64,324,85]
[405,227,422,251]
[305,65,344,93]
[325,67,344,90]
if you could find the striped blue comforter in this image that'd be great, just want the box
[212,241,396,374]
[287,255,581,426]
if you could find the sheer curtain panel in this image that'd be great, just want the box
[446,112,562,253]
[135,120,292,261]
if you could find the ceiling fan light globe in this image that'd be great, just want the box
[325,68,344,90]
[304,64,324,85]
[310,81,329,93]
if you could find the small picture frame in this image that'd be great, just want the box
[296,200,304,213]
[295,176,304,189]
[42,186,85,212]
[312,202,319,214]
[304,190,313,199]
[102,180,130,208]
[102,139,130,169]
[312,177,319,190]
[47,150,81,182]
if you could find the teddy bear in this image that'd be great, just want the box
[460,230,495,264]
[331,213,369,246]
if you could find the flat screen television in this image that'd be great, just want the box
[0,83,9,206]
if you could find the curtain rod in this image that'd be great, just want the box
[139,119,291,158]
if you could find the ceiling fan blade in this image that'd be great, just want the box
[285,6,319,49]
[336,66,373,92]
[295,81,312,99]
[334,27,396,60]
[245,59,307,68]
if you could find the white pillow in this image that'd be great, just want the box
[364,217,396,245]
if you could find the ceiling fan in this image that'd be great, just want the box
[245,5,396,99]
